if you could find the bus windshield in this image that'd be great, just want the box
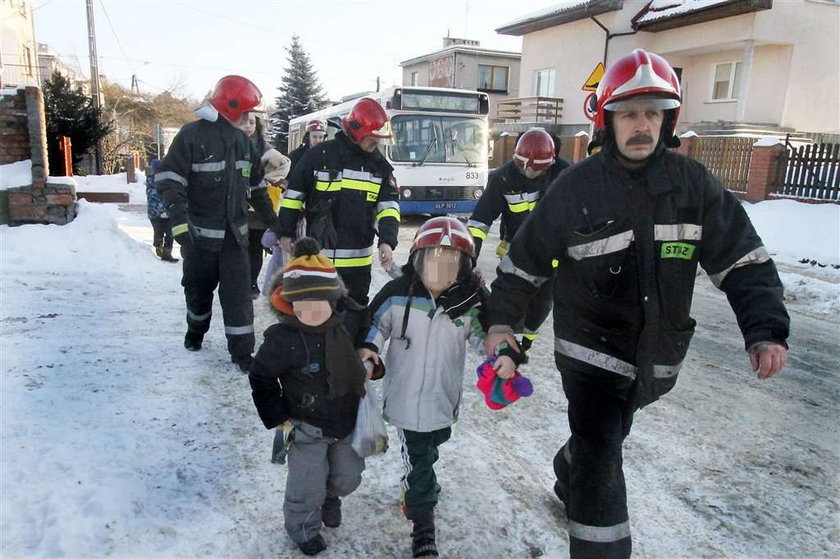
[388,115,487,165]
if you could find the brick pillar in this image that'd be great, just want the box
[745,140,785,203]
[25,86,49,187]
[572,132,589,163]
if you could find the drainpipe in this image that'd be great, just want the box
[590,16,637,66]
[735,40,754,123]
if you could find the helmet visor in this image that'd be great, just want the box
[369,121,393,144]
[604,96,680,112]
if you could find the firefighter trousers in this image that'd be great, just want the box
[180,233,255,359]
[555,368,636,559]
[337,266,372,306]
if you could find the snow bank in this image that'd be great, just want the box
[73,172,146,204]
[1,200,152,274]
[0,160,34,191]
[744,199,840,265]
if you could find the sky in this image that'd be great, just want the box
[32,0,554,104]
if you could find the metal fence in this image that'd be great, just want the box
[773,137,840,201]
[688,136,753,193]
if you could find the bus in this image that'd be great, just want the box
[288,87,490,216]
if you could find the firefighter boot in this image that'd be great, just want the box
[411,510,438,557]
[161,247,179,262]
[184,330,203,351]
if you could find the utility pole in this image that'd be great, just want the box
[376,76,380,92]
[86,0,103,174]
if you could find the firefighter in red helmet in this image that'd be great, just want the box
[277,97,399,305]
[467,128,570,356]
[288,119,328,175]
[484,49,789,558]
[156,75,281,372]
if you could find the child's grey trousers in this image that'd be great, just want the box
[283,420,366,543]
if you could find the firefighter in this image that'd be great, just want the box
[277,97,399,305]
[288,119,327,173]
[467,128,570,354]
[156,75,282,372]
[484,50,789,558]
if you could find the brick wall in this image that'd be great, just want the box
[1,86,76,225]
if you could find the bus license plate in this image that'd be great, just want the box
[434,203,457,210]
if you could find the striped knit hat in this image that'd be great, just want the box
[281,237,344,302]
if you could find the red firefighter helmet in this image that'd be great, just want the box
[410,217,475,258]
[208,75,262,123]
[592,49,681,139]
[342,97,392,143]
[513,129,556,172]
[306,119,327,133]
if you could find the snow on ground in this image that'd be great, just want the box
[1,173,839,558]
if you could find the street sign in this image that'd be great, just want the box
[582,62,606,92]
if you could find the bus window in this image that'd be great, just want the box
[389,115,487,165]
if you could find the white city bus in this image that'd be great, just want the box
[288,87,490,215]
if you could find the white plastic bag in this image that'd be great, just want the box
[351,381,388,458]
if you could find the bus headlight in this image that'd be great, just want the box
[473,187,483,199]
[402,188,412,199]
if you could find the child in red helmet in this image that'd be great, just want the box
[358,217,521,558]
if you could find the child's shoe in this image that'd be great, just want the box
[411,510,438,557]
[298,534,326,556]
[322,496,341,528]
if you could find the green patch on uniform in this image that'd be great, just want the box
[660,242,696,260]
[452,318,464,327]
[366,191,377,202]
[241,168,251,178]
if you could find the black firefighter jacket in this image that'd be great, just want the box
[467,158,569,256]
[156,116,279,251]
[487,142,790,409]
[277,131,399,268]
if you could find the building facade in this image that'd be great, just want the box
[400,37,522,121]
[496,0,840,136]
[0,0,38,88]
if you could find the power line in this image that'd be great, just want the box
[97,0,136,76]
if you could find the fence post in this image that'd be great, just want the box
[125,155,137,183]
[573,131,589,163]
[677,131,697,157]
[745,138,784,203]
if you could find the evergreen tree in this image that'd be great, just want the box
[42,70,111,174]
[271,35,327,151]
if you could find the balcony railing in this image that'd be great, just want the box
[496,96,564,123]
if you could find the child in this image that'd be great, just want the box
[145,159,178,262]
[249,237,369,556]
[358,217,521,558]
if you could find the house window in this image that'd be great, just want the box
[410,71,419,86]
[535,68,556,97]
[712,61,742,100]
[478,65,509,92]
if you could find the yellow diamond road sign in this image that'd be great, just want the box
[582,62,606,92]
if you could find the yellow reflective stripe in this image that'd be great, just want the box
[508,201,537,213]
[522,332,538,341]
[329,255,373,268]
[341,178,381,195]
[280,198,303,210]
[468,226,487,240]
[315,180,341,192]
[552,258,559,268]
[376,208,400,221]
[172,222,189,236]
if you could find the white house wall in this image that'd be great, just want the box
[511,0,839,134]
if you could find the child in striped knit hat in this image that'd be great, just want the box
[248,237,370,556]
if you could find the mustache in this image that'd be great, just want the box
[626,134,655,145]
